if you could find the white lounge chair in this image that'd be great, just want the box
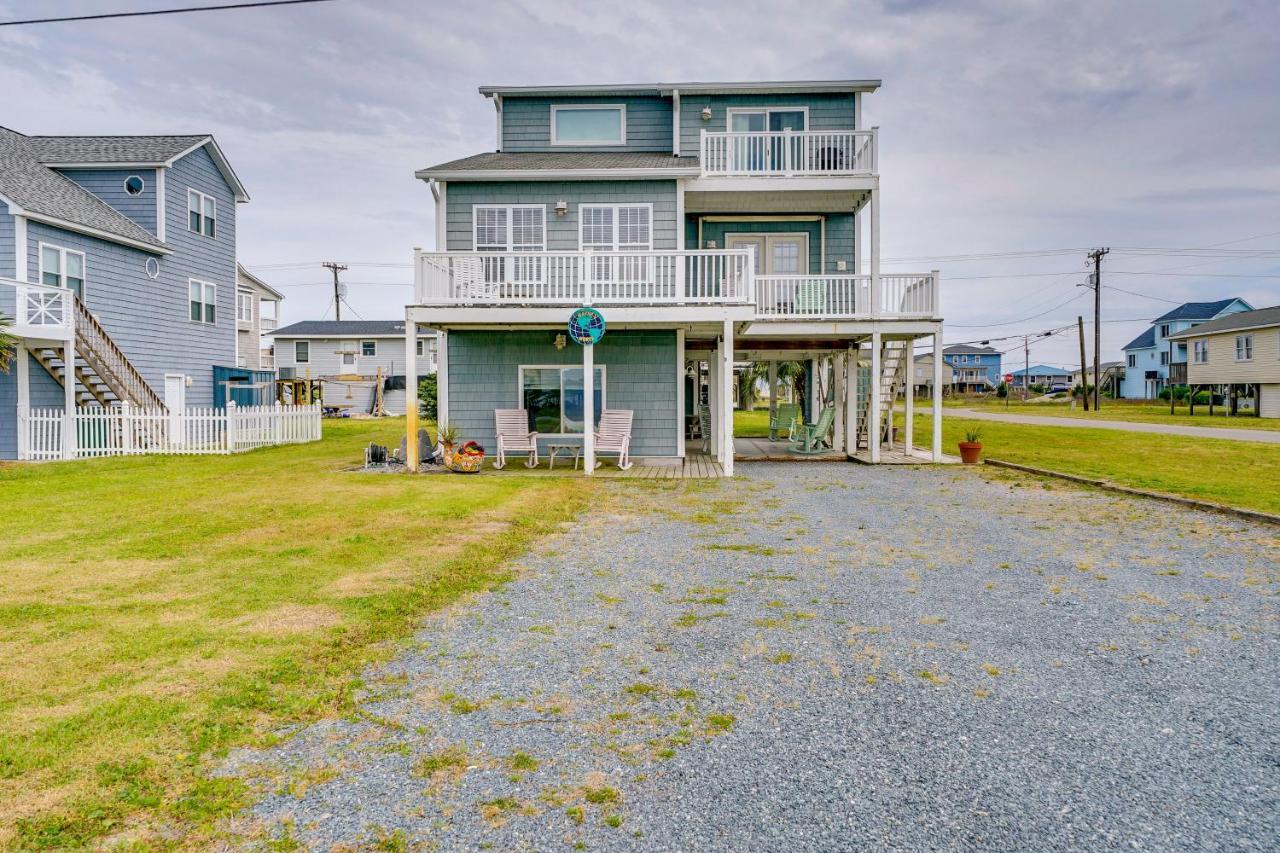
[494,409,538,469]
[594,409,633,470]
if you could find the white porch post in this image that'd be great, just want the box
[767,360,778,425]
[709,344,721,461]
[808,358,819,419]
[721,320,734,476]
[869,331,881,463]
[675,328,686,457]
[61,342,76,460]
[405,314,419,471]
[844,345,858,456]
[583,341,595,475]
[833,353,846,453]
[932,328,944,461]
[904,344,915,455]
[436,330,449,440]
[869,185,880,316]
[15,344,29,460]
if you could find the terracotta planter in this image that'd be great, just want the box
[441,442,455,468]
[958,441,983,464]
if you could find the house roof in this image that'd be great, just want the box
[1153,298,1248,323]
[416,151,701,181]
[236,264,285,301]
[478,80,881,98]
[25,132,249,202]
[270,320,410,339]
[942,344,998,355]
[1122,326,1157,350]
[0,126,168,252]
[1166,305,1280,340]
[1011,364,1072,377]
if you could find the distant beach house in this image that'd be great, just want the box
[1009,364,1072,391]
[236,263,283,371]
[1166,305,1280,417]
[913,353,955,397]
[941,344,1000,393]
[1120,298,1252,399]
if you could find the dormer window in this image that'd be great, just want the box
[188,189,216,238]
[551,105,625,146]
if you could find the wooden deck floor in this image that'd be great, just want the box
[850,446,961,465]
[606,453,724,479]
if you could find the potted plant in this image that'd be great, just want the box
[437,422,459,467]
[958,427,983,464]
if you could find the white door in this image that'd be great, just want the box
[340,351,357,375]
[164,373,186,445]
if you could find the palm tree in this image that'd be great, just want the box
[736,360,805,411]
[0,313,16,374]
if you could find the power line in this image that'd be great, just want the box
[947,292,1088,328]
[1104,285,1185,305]
[0,0,333,27]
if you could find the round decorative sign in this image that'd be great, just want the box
[568,307,605,345]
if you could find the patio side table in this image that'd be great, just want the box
[546,442,582,470]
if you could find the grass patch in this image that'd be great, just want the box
[0,418,589,847]
[507,751,539,773]
[948,398,1280,431]
[583,785,620,805]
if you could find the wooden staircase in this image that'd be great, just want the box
[855,340,909,450]
[30,296,167,411]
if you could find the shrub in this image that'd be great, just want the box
[996,382,1008,399]
[1029,383,1046,395]
[1192,391,1210,405]
[418,374,438,418]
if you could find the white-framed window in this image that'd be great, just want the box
[1127,353,1137,368]
[38,243,86,299]
[550,104,626,146]
[361,340,377,357]
[1235,334,1253,361]
[726,106,809,133]
[295,341,310,363]
[580,204,653,283]
[1159,324,1171,338]
[474,204,546,284]
[188,279,216,324]
[123,175,146,196]
[188,189,216,238]
[1193,340,1208,363]
[236,290,254,323]
[1160,352,1169,365]
[416,338,439,360]
[518,364,606,435]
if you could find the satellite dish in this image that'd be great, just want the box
[338,283,348,298]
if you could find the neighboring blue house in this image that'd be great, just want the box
[403,79,949,474]
[0,126,249,459]
[1009,364,1073,391]
[1120,298,1253,399]
[941,344,1001,393]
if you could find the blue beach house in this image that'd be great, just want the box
[1120,298,1252,399]
[941,344,1001,393]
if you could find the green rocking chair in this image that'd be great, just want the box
[790,406,836,455]
[768,403,801,442]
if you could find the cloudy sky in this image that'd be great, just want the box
[2,0,1278,367]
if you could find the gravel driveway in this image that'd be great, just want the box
[223,463,1279,851]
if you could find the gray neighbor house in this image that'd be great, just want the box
[403,79,948,474]
[0,126,250,459]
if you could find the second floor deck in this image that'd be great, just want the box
[413,250,937,322]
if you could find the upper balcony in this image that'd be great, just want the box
[0,278,75,342]
[699,128,876,178]
[412,250,936,323]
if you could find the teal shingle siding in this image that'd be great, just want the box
[56,168,158,234]
[687,213,856,272]
[446,181,677,251]
[678,93,857,157]
[446,329,677,457]
[503,96,672,153]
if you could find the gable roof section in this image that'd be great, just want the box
[1153,298,1249,323]
[236,264,285,301]
[0,126,167,252]
[28,133,249,202]
[1011,364,1072,377]
[1123,326,1156,350]
[417,151,700,181]
[943,344,998,355]
[1166,305,1280,340]
[270,320,409,338]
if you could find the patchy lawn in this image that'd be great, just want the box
[946,398,1280,431]
[910,412,1280,515]
[734,409,773,437]
[0,418,589,848]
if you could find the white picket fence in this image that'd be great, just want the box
[18,402,322,461]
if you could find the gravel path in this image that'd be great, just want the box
[222,463,1279,851]
[950,408,1280,443]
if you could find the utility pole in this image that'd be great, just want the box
[1077,315,1090,411]
[322,262,348,321]
[1022,334,1030,402]
[1088,248,1109,410]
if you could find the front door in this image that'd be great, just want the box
[725,234,808,275]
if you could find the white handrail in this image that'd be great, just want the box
[0,277,74,334]
[700,129,877,176]
[754,272,937,319]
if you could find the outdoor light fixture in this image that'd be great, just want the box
[554,333,567,350]
[555,200,568,216]
[700,106,712,121]
[705,240,717,249]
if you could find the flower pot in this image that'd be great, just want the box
[441,442,455,468]
[958,441,983,464]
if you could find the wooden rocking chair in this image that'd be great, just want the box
[594,409,634,470]
[790,406,836,455]
[494,409,538,469]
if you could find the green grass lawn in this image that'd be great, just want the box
[734,409,773,437]
[909,412,1280,515]
[945,397,1280,431]
[0,419,589,848]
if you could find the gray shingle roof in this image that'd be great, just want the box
[1153,298,1248,323]
[270,320,409,338]
[943,344,998,355]
[25,134,208,165]
[417,151,701,178]
[1165,305,1280,339]
[0,127,166,250]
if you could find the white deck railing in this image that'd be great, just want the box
[416,250,754,306]
[0,278,74,338]
[17,402,322,461]
[754,273,939,319]
[415,251,938,320]
[700,129,877,176]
